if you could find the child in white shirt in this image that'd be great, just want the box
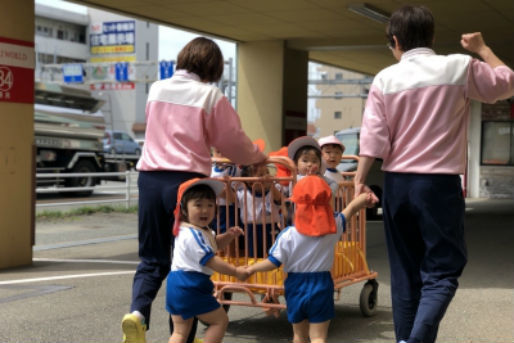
[287,136,338,195]
[166,178,249,343]
[210,147,241,234]
[236,163,283,258]
[318,135,345,184]
[244,175,375,343]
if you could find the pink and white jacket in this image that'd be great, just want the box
[361,48,514,175]
[137,70,266,175]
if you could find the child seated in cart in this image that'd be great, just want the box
[318,135,345,184]
[166,178,250,343]
[210,147,241,234]
[237,163,283,258]
[244,175,375,343]
[287,136,339,195]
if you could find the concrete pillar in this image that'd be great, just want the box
[467,101,482,198]
[237,41,308,151]
[0,0,35,269]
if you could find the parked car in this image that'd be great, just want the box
[335,127,384,219]
[103,130,141,156]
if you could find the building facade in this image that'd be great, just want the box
[35,3,158,139]
[311,64,371,138]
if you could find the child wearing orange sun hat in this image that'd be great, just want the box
[243,175,376,343]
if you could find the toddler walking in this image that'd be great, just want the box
[166,178,249,343]
[244,175,375,343]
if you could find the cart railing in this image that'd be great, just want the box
[210,155,378,316]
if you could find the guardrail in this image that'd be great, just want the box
[36,171,139,209]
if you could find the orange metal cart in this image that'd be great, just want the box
[210,155,379,317]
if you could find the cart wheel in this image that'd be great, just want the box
[359,279,379,317]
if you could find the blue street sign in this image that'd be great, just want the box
[159,61,174,80]
[62,64,83,83]
[115,62,129,82]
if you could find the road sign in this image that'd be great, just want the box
[115,62,129,82]
[63,64,84,83]
[159,60,174,79]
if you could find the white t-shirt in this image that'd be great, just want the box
[236,188,280,224]
[324,168,343,184]
[171,222,217,275]
[267,212,346,273]
[211,163,241,205]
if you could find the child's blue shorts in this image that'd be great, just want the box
[166,270,220,319]
[284,271,334,323]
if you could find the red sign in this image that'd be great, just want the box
[0,36,34,104]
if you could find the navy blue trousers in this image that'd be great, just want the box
[383,172,467,343]
[131,170,202,335]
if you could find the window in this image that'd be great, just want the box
[335,73,343,80]
[36,25,53,38]
[481,121,514,166]
[334,111,342,119]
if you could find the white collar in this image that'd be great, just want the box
[173,69,201,81]
[401,47,435,61]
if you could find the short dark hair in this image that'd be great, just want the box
[176,37,224,82]
[386,5,434,51]
[294,146,321,164]
[180,184,217,222]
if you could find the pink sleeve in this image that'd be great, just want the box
[207,96,266,165]
[360,85,390,159]
[467,59,514,103]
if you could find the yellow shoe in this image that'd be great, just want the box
[193,339,203,343]
[121,313,147,343]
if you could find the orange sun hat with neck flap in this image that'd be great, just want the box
[290,175,336,237]
[172,178,225,236]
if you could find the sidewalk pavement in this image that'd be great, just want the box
[0,198,513,342]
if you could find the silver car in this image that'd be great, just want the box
[103,130,141,156]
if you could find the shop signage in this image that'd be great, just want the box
[0,36,34,104]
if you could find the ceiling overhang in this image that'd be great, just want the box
[71,0,514,75]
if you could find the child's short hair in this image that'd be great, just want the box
[240,165,257,178]
[294,146,321,164]
[180,184,217,221]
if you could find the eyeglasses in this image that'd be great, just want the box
[387,43,393,50]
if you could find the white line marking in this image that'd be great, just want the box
[0,271,135,285]
[33,257,139,265]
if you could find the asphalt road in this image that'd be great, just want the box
[1,199,513,343]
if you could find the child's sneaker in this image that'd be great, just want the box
[121,313,147,343]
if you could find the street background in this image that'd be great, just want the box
[1,199,513,343]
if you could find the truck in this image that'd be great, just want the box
[34,82,139,195]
